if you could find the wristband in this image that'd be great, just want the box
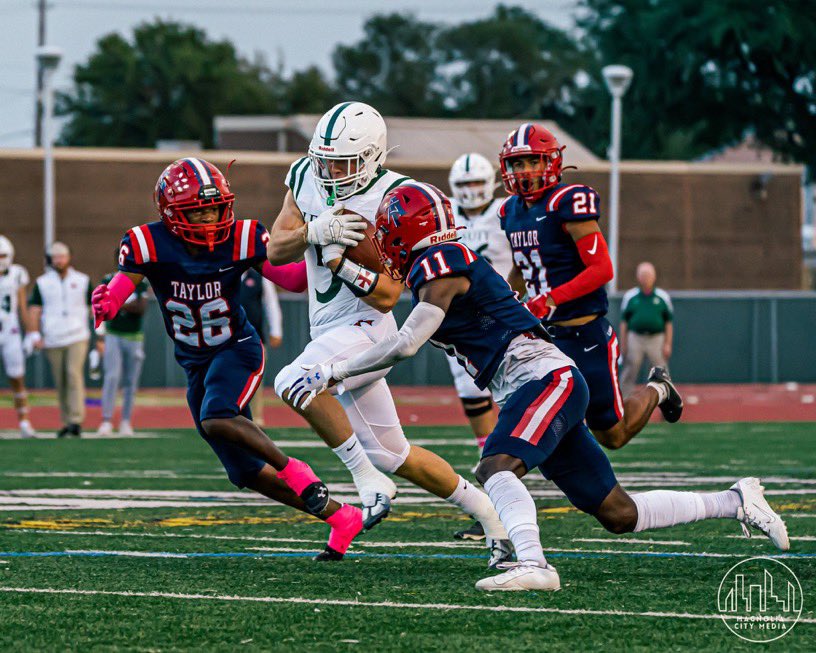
[334,258,379,297]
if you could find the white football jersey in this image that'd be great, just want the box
[451,198,513,279]
[0,263,29,340]
[286,157,412,334]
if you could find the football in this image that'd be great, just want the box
[342,210,385,272]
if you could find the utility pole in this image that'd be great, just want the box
[34,0,47,146]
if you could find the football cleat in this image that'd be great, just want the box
[475,561,561,592]
[315,504,363,562]
[314,546,345,562]
[300,481,331,517]
[360,474,397,531]
[487,538,514,569]
[453,521,486,541]
[648,366,683,423]
[732,477,790,551]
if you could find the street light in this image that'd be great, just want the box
[36,45,62,255]
[602,64,633,293]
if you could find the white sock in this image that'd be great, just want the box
[332,433,383,492]
[446,475,508,540]
[647,381,668,404]
[700,489,741,519]
[631,490,707,532]
[484,471,546,565]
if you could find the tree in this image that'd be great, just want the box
[438,5,589,120]
[58,20,282,148]
[573,0,816,166]
[332,14,447,117]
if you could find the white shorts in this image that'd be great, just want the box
[275,311,410,473]
[0,332,25,379]
[445,353,492,400]
[489,335,576,408]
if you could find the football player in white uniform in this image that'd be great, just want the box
[0,236,40,437]
[268,102,510,563]
[447,153,514,541]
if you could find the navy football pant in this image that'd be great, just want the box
[181,335,267,488]
[482,365,618,514]
[545,317,624,432]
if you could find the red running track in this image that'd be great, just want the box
[2,384,816,431]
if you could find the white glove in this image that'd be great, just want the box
[321,243,346,264]
[286,363,333,410]
[306,203,367,247]
[22,332,41,357]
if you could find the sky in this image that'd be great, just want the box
[0,0,577,148]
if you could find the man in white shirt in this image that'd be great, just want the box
[29,242,92,437]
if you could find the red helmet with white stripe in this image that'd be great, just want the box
[499,123,564,202]
[154,157,235,251]
[374,182,458,280]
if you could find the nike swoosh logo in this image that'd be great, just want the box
[535,215,547,221]
[237,336,252,342]
[587,235,598,255]
[345,442,357,452]
[584,345,598,352]
[219,266,234,272]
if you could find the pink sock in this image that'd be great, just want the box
[277,458,320,496]
[326,504,363,554]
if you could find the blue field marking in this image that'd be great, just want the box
[1,551,815,560]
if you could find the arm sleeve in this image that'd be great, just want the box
[332,302,445,380]
[262,279,283,338]
[29,280,43,306]
[548,231,614,306]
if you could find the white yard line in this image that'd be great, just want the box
[572,538,691,546]
[0,587,811,624]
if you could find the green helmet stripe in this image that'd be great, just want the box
[323,102,354,146]
[464,154,471,172]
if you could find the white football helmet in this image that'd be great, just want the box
[308,101,388,202]
[448,153,497,210]
[0,235,14,273]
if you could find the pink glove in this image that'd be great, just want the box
[261,260,308,293]
[92,274,136,328]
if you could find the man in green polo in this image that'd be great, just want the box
[619,262,674,397]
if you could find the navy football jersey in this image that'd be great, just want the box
[118,219,269,364]
[406,242,540,389]
[501,183,608,322]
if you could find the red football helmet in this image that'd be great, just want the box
[374,182,458,280]
[499,123,564,202]
[154,157,235,251]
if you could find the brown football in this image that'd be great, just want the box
[342,210,385,273]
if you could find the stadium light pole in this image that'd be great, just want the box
[36,45,62,254]
[602,64,633,293]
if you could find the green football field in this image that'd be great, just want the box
[0,422,814,651]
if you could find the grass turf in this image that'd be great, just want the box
[0,421,814,651]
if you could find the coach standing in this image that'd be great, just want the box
[619,262,674,397]
[29,242,92,437]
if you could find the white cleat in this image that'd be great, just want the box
[476,561,561,592]
[360,474,397,531]
[19,420,36,438]
[118,420,134,437]
[732,477,790,551]
[96,421,114,437]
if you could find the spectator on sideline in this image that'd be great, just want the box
[619,261,674,397]
[29,242,92,437]
[96,249,150,437]
[239,267,283,426]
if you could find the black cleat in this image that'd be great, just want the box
[453,521,485,541]
[487,538,515,569]
[648,366,683,423]
[300,481,330,516]
[314,546,345,562]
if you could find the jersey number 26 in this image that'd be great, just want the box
[166,298,231,347]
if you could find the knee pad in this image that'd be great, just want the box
[358,426,410,474]
[461,396,493,418]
